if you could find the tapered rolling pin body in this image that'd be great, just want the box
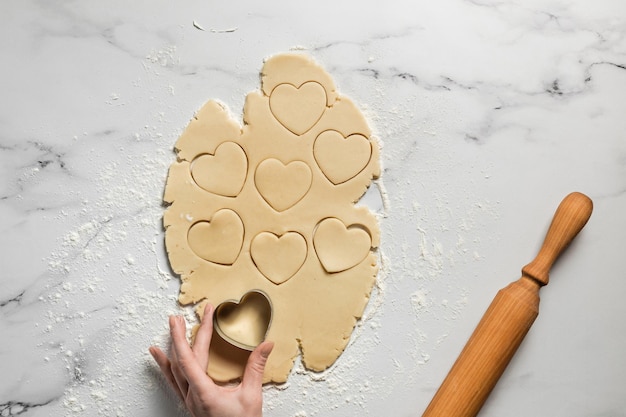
[422,192,593,417]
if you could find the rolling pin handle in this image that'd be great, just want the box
[522,192,593,286]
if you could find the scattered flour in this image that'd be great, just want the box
[40,52,191,413]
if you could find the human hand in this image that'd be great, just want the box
[149,305,274,417]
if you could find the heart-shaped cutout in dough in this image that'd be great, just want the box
[314,130,372,185]
[269,82,327,135]
[190,142,248,197]
[255,159,312,212]
[313,218,371,273]
[251,232,307,285]
[188,209,244,265]
[214,290,272,351]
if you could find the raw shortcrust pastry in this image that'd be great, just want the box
[164,53,380,383]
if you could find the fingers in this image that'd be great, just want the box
[149,346,185,402]
[170,314,211,391]
[168,317,190,397]
[192,304,214,372]
[242,340,274,392]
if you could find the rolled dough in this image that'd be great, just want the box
[163,53,380,383]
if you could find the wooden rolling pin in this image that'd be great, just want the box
[422,192,593,417]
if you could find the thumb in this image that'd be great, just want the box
[242,341,274,390]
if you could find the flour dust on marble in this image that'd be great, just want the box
[29,49,198,416]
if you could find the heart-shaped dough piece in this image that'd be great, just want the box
[313,218,371,273]
[255,159,312,212]
[190,142,247,197]
[188,209,244,265]
[314,130,372,185]
[251,232,307,285]
[269,82,327,135]
[214,290,272,350]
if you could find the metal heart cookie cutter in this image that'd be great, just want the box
[213,289,273,351]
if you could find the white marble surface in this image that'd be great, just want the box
[1,1,625,416]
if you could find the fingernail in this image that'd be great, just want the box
[260,341,274,359]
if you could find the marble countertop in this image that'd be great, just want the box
[1,1,625,416]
